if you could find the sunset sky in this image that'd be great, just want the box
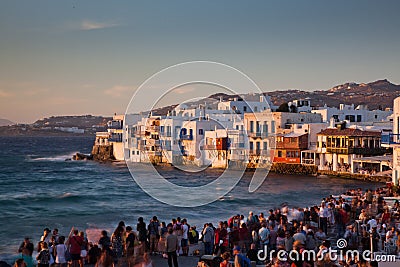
[1,0,400,123]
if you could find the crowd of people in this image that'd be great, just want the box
[10,185,400,267]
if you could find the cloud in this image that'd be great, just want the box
[0,90,13,97]
[22,88,49,96]
[104,85,132,97]
[173,87,195,94]
[80,20,119,30]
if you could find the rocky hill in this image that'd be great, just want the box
[0,115,111,136]
[267,79,400,110]
[0,118,14,126]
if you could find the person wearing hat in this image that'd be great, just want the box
[18,237,34,256]
[233,246,251,267]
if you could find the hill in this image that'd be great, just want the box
[0,115,111,136]
[267,79,400,110]
[0,118,14,126]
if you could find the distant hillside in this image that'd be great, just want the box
[151,79,400,115]
[0,118,14,126]
[0,115,111,136]
[267,79,400,110]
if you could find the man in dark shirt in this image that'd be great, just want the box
[18,237,34,256]
[125,226,137,257]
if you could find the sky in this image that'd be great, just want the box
[1,1,400,123]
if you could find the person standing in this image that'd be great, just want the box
[67,228,83,267]
[181,219,189,256]
[41,228,51,246]
[18,237,34,256]
[318,202,329,235]
[203,223,214,255]
[111,226,124,266]
[147,216,160,255]
[165,228,179,267]
[137,217,148,253]
[54,236,68,267]
[36,242,51,267]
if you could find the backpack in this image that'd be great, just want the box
[237,254,251,267]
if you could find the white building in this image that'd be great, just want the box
[107,114,125,161]
[217,95,274,114]
[312,104,392,123]
[385,97,400,185]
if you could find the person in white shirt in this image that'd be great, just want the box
[319,202,329,235]
[367,216,377,230]
[40,228,51,245]
[386,227,396,242]
[181,219,189,256]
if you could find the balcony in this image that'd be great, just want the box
[202,144,217,150]
[146,139,160,146]
[180,134,193,140]
[107,121,123,130]
[249,150,269,156]
[382,134,400,146]
[248,132,268,138]
[326,147,388,155]
[109,136,123,142]
[146,125,160,131]
[276,141,308,150]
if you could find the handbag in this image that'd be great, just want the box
[64,245,72,262]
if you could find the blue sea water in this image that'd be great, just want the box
[0,136,382,261]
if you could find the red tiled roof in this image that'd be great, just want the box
[317,128,381,137]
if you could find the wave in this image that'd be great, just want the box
[26,152,78,162]
[0,191,80,202]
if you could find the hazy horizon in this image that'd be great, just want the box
[1,1,400,123]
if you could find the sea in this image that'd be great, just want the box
[0,136,383,261]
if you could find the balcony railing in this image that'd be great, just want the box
[326,147,387,155]
[382,134,400,145]
[248,132,268,138]
[109,137,123,142]
[146,125,160,131]
[180,134,193,140]
[107,121,123,129]
[249,150,269,156]
[202,145,217,150]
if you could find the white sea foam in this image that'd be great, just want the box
[26,152,78,162]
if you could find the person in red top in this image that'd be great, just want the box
[67,228,83,267]
[238,223,249,253]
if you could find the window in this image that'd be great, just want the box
[374,115,378,119]
[250,121,254,133]
[137,151,139,155]
[249,142,253,151]
[263,142,267,150]
[199,129,204,135]
[357,115,362,122]
[263,123,268,133]
[243,106,247,112]
[345,115,355,122]
[278,150,282,157]
[254,106,258,112]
